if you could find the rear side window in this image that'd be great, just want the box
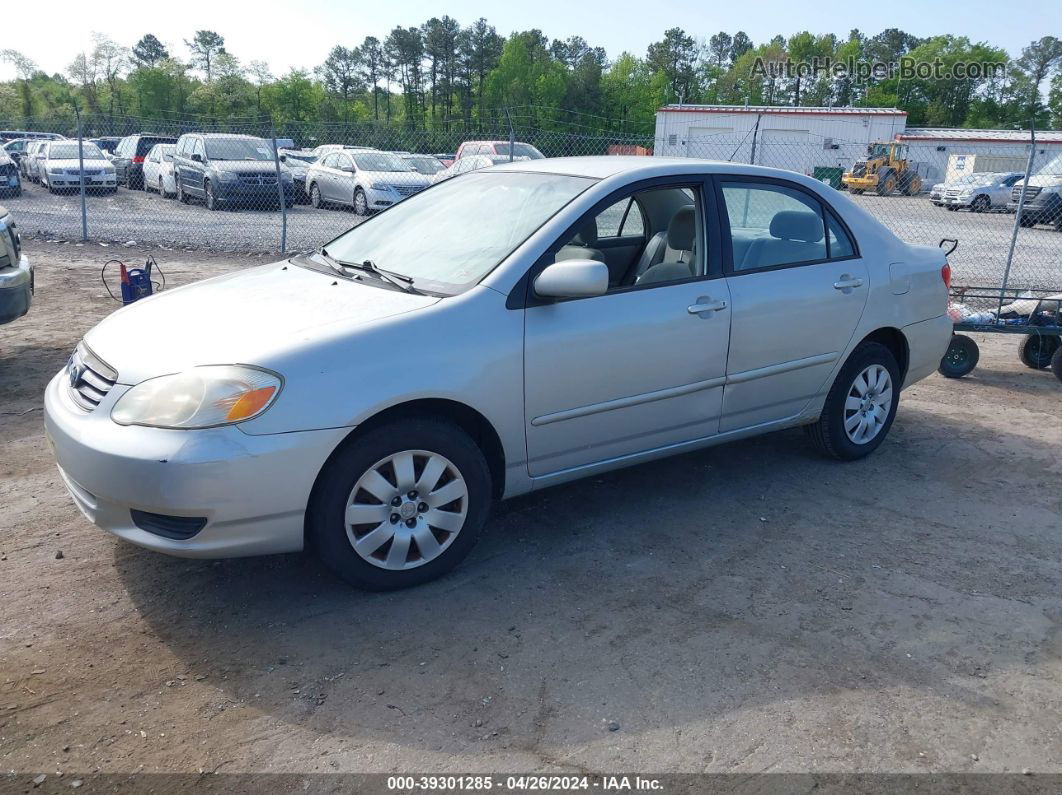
[720,181,855,272]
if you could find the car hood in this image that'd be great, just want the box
[362,169,432,186]
[48,158,113,169]
[84,260,440,385]
[1019,174,1062,188]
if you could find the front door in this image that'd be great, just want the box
[716,178,870,432]
[523,180,731,477]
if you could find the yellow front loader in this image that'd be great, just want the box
[843,141,923,196]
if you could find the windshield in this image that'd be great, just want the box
[283,151,317,164]
[494,143,544,159]
[48,143,104,159]
[403,156,444,175]
[1037,154,1062,176]
[353,152,413,172]
[319,171,594,293]
[205,138,273,161]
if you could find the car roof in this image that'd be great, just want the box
[488,155,811,181]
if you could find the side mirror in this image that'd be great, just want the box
[191,153,203,163]
[279,154,287,162]
[534,259,609,299]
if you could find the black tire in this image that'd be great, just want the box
[205,179,218,211]
[176,177,189,204]
[310,182,322,209]
[971,195,991,213]
[938,334,979,378]
[308,419,493,590]
[849,188,864,195]
[1052,346,1062,382]
[805,341,901,461]
[353,187,368,216]
[1019,215,1036,227]
[1018,334,1061,370]
[876,172,896,196]
[946,205,958,211]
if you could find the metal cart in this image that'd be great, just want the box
[940,283,1062,381]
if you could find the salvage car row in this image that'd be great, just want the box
[2,131,545,216]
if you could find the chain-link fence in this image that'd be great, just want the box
[2,113,1060,296]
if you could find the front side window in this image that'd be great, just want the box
[722,181,833,271]
[319,171,595,294]
[552,184,703,291]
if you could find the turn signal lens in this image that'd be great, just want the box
[224,386,277,422]
[941,263,952,288]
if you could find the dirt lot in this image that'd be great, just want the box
[2,242,1062,780]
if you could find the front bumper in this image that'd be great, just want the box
[43,371,350,558]
[0,253,33,324]
[45,173,116,188]
[1007,196,1061,225]
[0,169,19,193]
[216,182,294,205]
[941,195,975,208]
[365,185,424,210]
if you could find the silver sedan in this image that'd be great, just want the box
[44,157,953,590]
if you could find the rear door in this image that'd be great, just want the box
[716,177,869,432]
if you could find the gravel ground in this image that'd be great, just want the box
[1,242,1062,781]
[4,179,1061,290]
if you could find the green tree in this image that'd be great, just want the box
[131,34,168,68]
[646,27,699,103]
[186,30,226,82]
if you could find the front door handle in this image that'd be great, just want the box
[833,275,864,292]
[687,298,728,315]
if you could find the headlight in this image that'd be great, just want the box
[111,365,282,429]
[371,181,391,191]
[216,170,238,183]
[281,171,293,183]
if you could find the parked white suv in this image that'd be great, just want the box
[306,150,431,214]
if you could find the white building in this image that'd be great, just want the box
[653,104,1062,186]
[896,129,1062,183]
[654,105,908,177]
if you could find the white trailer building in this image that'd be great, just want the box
[653,105,908,177]
[896,129,1062,183]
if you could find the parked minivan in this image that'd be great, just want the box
[111,134,178,190]
[173,133,294,210]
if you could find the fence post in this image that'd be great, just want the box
[74,107,87,242]
[271,126,287,254]
[504,107,515,163]
[999,122,1037,315]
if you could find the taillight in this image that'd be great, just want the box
[941,262,952,288]
[132,155,145,163]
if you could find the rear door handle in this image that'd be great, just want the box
[833,275,864,292]
[688,298,728,315]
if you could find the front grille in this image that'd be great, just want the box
[238,173,277,186]
[944,189,963,198]
[130,510,207,540]
[66,169,102,176]
[392,183,425,197]
[1012,185,1041,202]
[66,342,118,412]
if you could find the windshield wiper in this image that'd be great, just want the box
[318,250,419,293]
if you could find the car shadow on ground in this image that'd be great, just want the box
[114,405,1062,757]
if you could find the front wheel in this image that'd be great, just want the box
[205,179,218,211]
[971,195,991,213]
[176,177,189,204]
[309,419,492,590]
[1051,346,1062,382]
[353,187,368,216]
[310,183,322,209]
[805,342,900,461]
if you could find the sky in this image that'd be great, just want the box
[1,0,1054,82]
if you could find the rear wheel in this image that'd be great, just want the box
[877,173,897,196]
[938,334,979,378]
[309,419,492,590]
[971,195,991,213]
[310,183,322,209]
[1051,346,1062,382]
[805,342,900,461]
[849,188,865,195]
[1018,334,1061,370]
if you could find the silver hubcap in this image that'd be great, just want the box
[345,450,468,571]
[844,364,893,444]
[356,192,366,213]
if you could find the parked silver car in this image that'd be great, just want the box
[39,141,116,193]
[0,205,32,324]
[44,157,952,590]
[940,171,1024,211]
[305,150,430,214]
